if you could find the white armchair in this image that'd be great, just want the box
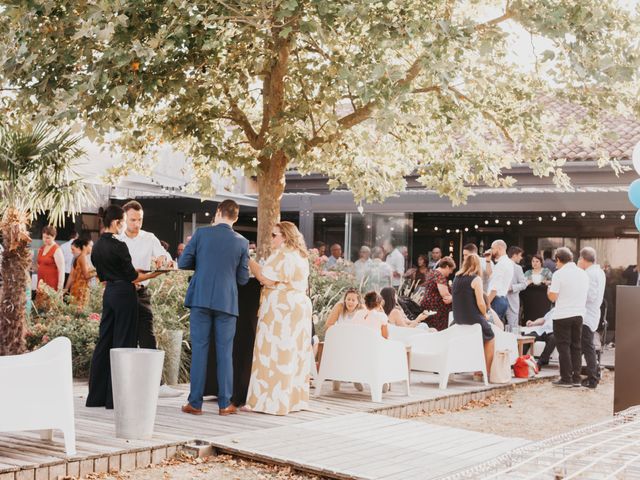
[411,324,488,389]
[0,337,76,455]
[316,324,410,402]
[388,324,433,346]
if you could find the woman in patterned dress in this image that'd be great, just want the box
[419,257,456,331]
[246,221,313,415]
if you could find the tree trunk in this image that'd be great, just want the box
[0,208,32,356]
[256,150,288,260]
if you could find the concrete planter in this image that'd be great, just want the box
[110,348,164,440]
[163,329,183,386]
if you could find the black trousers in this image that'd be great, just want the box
[86,282,138,409]
[553,316,583,383]
[582,324,599,384]
[136,287,157,349]
[524,331,556,364]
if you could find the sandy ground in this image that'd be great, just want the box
[413,369,615,441]
[95,453,320,480]
[96,372,614,480]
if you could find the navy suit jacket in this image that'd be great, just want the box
[178,224,250,316]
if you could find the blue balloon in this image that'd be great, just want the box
[636,210,640,232]
[629,179,640,209]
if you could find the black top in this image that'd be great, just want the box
[91,233,138,283]
[451,274,485,325]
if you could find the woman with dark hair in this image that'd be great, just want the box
[35,225,65,307]
[522,254,554,322]
[380,287,430,328]
[420,257,456,331]
[86,205,161,409]
[65,238,95,308]
[406,254,429,286]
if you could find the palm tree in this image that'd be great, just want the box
[0,124,94,356]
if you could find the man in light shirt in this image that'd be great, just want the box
[118,200,173,350]
[324,243,343,270]
[364,247,393,292]
[506,246,528,330]
[577,247,606,389]
[60,231,78,285]
[487,240,514,322]
[384,239,405,287]
[548,247,589,388]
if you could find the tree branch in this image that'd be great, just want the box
[475,10,513,32]
[224,93,260,149]
[447,86,513,142]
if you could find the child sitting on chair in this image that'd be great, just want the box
[343,291,389,339]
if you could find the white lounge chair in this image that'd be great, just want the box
[315,324,410,402]
[0,337,76,455]
[388,324,433,346]
[411,323,488,389]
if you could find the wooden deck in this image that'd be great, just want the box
[0,369,558,480]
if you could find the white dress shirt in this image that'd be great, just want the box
[532,308,555,336]
[117,230,172,286]
[506,262,528,326]
[583,264,606,332]
[386,248,405,287]
[549,262,589,320]
[60,239,75,274]
[488,254,514,297]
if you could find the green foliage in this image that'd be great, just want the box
[0,1,638,209]
[27,284,103,377]
[147,271,192,383]
[0,123,94,227]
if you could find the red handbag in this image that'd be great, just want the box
[513,355,539,378]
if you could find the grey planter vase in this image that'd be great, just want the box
[110,348,164,440]
[163,329,184,386]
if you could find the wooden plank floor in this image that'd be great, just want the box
[0,368,558,479]
[208,412,529,479]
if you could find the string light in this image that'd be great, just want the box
[205,212,210,217]
[367,225,371,229]
[455,229,460,233]
[494,219,500,224]
[321,217,326,222]
[464,227,469,232]
[518,220,523,225]
[506,220,511,225]
[561,212,567,217]
[484,220,489,225]
[252,217,257,222]
[474,224,479,229]
[446,229,451,233]
[538,216,543,222]
[390,227,395,231]
[552,216,557,221]
[621,214,626,220]
[434,226,438,231]
[600,213,606,219]
[581,212,586,217]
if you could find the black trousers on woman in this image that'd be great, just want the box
[86,281,139,409]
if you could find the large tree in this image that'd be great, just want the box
[1,1,638,256]
[0,124,92,355]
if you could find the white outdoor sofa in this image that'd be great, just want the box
[0,337,77,455]
[315,324,410,402]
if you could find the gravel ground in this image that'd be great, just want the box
[413,369,615,441]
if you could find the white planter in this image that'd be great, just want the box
[163,329,183,386]
[110,348,164,440]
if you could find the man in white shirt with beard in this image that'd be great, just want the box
[577,247,605,389]
[487,240,514,322]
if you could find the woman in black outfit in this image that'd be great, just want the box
[451,253,495,376]
[86,205,160,409]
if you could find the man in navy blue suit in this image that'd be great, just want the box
[178,200,250,416]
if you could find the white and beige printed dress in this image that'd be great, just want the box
[246,246,313,415]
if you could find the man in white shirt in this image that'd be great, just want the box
[506,246,528,330]
[487,240,514,322]
[384,239,405,287]
[364,247,393,292]
[60,231,78,285]
[548,247,589,388]
[577,247,606,389]
[118,200,173,350]
[525,307,557,367]
[428,246,442,270]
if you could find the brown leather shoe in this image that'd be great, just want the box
[181,403,203,415]
[218,404,237,416]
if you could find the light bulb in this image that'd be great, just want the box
[321,217,326,222]
[580,212,586,217]
[252,217,257,222]
[600,213,605,219]
[464,227,469,232]
[561,212,566,217]
[367,225,371,229]
[494,219,499,224]
[552,216,557,221]
[484,220,489,225]
[414,228,418,232]
[506,220,511,225]
[455,229,460,233]
[390,227,395,231]
[518,220,523,225]
[538,217,542,222]
[446,229,451,233]
[474,224,479,229]
[621,214,626,220]
[434,226,439,231]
